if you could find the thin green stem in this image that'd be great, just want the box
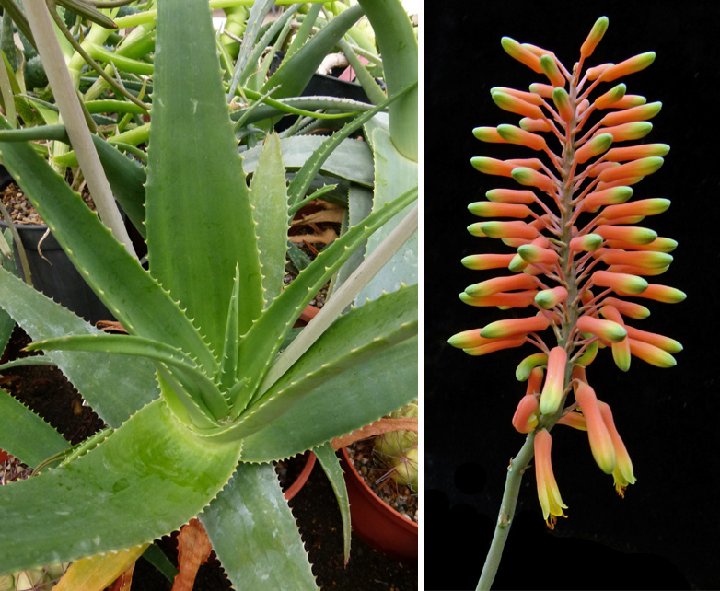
[476,433,535,590]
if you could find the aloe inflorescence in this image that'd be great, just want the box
[449,17,685,528]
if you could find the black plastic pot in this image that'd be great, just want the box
[1,221,112,324]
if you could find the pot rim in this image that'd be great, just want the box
[341,446,418,532]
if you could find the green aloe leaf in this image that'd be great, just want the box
[0,117,216,374]
[219,286,417,458]
[242,135,374,188]
[249,133,288,307]
[314,442,351,564]
[233,188,417,415]
[286,84,414,208]
[91,136,146,238]
[356,119,418,303]
[263,4,364,100]
[200,463,318,591]
[356,0,417,161]
[0,399,242,573]
[0,388,69,466]
[240,336,417,462]
[0,266,157,426]
[146,0,262,353]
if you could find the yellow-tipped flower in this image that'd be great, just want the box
[534,429,567,527]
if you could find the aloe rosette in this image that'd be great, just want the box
[0,0,417,586]
[449,16,685,534]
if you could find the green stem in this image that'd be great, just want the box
[477,433,535,590]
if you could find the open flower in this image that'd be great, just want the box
[534,429,567,527]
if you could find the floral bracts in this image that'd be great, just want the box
[448,17,684,526]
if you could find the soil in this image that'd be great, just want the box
[346,439,418,524]
[0,329,418,590]
[1,182,96,226]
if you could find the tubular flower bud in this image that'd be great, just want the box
[463,337,528,356]
[539,346,567,415]
[581,186,634,212]
[528,82,554,98]
[512,394,540,434]
[516,353,548,381]
[468,221,540,239]
[596,122,653,142]
[496,124,548,151]
[526,366,545,396]
[508,254,529,272]
[592,83,626,109]
[519,117,553,132]
[580,16,609,59]
[600,198,670,219]
[575,316,627,342]
[604,143,670,161]
[597,401,636,496]
[472,126,509,144]
[600,52,656,82]
[597,156,664,183]
[540,55,565,87]
[480,315,551,339]
[605,94,647,109]
[486,188,537,204]
[461,253,515,270]
[459,291,538,308]
[501,37,544,73]
[596,249,673,269]
[575,133,613,164]
[575,338,599,367]
[466,274,540,297]
[470,156,516,177]
[598,102,662,126]
[599,305,632,371]
[491,86,545,105]
[625,326,682,353]
[569,233,603,251]
[454,16,682,529]
[637,283,687,303]
[535,286,568,309]
[468,201,532,218]
[629,339,677,367]
[517,244,559,264]
[511,167,555,192]
[552,87,574,122]
[591,270,648,294]
[534,429,567,527]
[602,297,650,319]
[574,382,616,473]
[594,225,657,244]
[492,90,544,119]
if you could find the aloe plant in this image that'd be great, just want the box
[0,0,417,586]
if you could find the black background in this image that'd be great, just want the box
[425,2,720,589]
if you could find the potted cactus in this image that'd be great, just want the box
[341,401,418,560]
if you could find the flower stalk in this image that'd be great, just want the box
[451,17,685,588]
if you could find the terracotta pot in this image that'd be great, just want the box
[284,451,317,501]
[340,447,417,561]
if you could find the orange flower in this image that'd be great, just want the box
[454,15,682,526]
[534,429,567,527]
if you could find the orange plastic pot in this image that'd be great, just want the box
[284,451,317,501]
[341,447,418,561]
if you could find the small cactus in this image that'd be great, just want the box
[375,401,418,491]
[0,564,69,591]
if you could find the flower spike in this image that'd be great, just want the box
[454,15,683,531]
